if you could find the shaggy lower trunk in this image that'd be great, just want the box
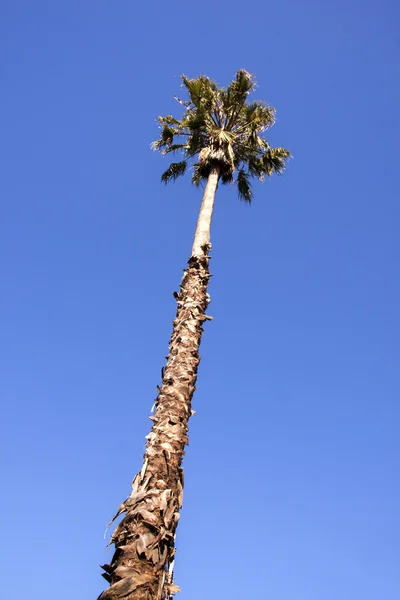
[98,169,219,600]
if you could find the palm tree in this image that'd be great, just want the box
[98,69,290,600]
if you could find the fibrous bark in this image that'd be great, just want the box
[98,252,212,600]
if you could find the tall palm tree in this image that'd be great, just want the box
[98,69,290,600]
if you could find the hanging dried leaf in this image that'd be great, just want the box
[177,481,183,507]
[163,503,175,528]
[128,487,158,505]
[140,458,148,480]
[136,535,147,556]
[161,442,174,452]
[132,508,158,527]
[131,472,140,493]
[98,573,154,599]
[159,489,170,512]
[166,583,181,595]
[113,566,139,579]
[100,563,113,574]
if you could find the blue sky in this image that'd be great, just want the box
[1,1,399,598]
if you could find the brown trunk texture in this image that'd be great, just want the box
[98,252,212,600]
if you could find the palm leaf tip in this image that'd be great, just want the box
[235,68,255,90]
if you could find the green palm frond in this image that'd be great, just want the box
[151,126,179,151]
[152,69,291,197]
[262,148,291,175]
[225,70,255,109]
[237,170,253,204]
[191,164,202,187]
[221,172,234,185]
[158,115,182,127]
[191,161,211,187]
[161,161,187,184]
[248,157,266,181]
[182,76,210,108]
[161,143,189,156]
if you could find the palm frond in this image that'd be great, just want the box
[157,115,182,127]
[227,70,255,105]
[161,143,189,156]
[151,125,181,151]
[262,148,291,175]
[186,130,207,156]
[224,70,256,129]
[181,75,205,107]
[161,161,187,184]
[182,75,219,113]
[237,169,253,203]
[191,164,202,187]
[221,172,234,185]
[248,157,265,181]
[174,96,190,108]
[191,162,211,186]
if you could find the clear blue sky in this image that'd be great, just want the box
[1,1,399,598]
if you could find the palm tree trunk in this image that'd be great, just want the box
[191,167,220,257]
[98,167,220,600]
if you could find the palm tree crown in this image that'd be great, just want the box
[151,69,291,203]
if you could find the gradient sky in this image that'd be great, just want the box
[1,1,399,599]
